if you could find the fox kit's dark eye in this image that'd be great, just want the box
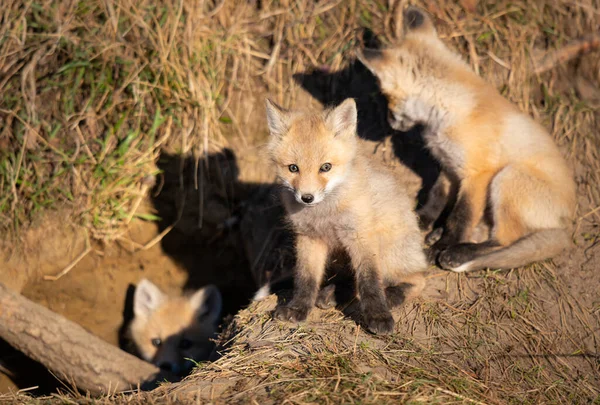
[179,338,193,350]
[151,338,162,347]
[320,163,332,172]
[289,164,299,173]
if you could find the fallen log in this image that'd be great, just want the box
[0,282,162,396]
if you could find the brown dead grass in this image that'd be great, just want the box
[0,0,599,403]
[1,0,599,239]
[3,271,599,404]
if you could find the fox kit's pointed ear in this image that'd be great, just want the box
[190,285,222,324]
[328,98,357,137]
[401,6,436,38]
[265,98,289,138]
[134,279,164,319]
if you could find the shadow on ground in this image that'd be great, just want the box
[134,28,446,348]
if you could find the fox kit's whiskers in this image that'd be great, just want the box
[264,98,427,335]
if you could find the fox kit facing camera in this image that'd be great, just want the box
[128,279,222,375]
[358,6,576,273]
[265,98,427,335]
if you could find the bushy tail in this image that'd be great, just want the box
[458,228,570,272]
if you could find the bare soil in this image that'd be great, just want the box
[0,0,598,402]
[0,170,259,393]
[2,98,598,400]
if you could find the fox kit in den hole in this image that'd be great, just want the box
[358,6,576,273]
[128,279,222,375]
[265,98,427,335]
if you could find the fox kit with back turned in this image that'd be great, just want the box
[265,98,427,335]
[358,6,576,273]
[128,279,222,375]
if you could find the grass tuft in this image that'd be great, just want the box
[0,0,599,403]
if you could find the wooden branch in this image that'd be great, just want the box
[0,282,162,396]
[532,34,600,75]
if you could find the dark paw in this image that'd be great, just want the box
[425,227,444,246]
[363,311,395,335]
[315,284,337,310]
[425,244,446,265]
[427,233,462,266]
[274,304,310,323]
[437,247,469,271]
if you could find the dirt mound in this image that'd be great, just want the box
[0,0,599,402]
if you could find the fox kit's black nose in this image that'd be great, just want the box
[301,194,314,204]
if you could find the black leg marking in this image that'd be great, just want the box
[418,172,451,231]
[438,194,473,244]
[274,273,318,323]
[315,284,337,309]
[356,263,394,335]
[385,284,410,308]
[438,240,501,270]
[428,195,473,265]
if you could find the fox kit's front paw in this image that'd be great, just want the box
[315,284,337,309]
[274,303,310,323]
[437,248,464,270]
[426,236,451,265]
[362,310,395,335]
[425,245,444,265]
[437,244,478,272]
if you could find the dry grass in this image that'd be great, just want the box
[1,0,599,238]
[162,279,599,404]
[1,0,599,403]
[3,276,598,404]
[1,0,599,240]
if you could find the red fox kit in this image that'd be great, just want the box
[265,98,427,334]
[358,6,576,273]
[129,279,222,375]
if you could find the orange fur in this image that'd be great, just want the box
[129,279,221,375]
[266,98,427,334]
[359,6,576,272]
